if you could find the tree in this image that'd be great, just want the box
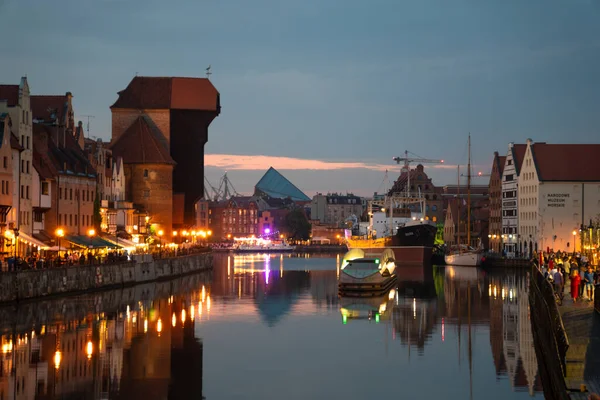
[93,192,102,231]
[281,208,311,240]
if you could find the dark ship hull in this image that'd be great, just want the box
[391,222,437,265]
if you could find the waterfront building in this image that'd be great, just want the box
[110,76,220,236]
[443,197,490,248]
[518,139,600,255]
[0,113,15,254]
[388,164,443,222]
[488,151,506,253]
[501,143,527,257]
[310,193,363,228]
[32,121,97,239]
[0,77,34,238]
[85,137,133,234]
[209,197,259,240]
[31,144,53,242]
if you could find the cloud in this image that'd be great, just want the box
[204,154,455,172]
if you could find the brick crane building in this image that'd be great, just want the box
[110,77,220,236]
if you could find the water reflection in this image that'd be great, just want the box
[0,254,544,399]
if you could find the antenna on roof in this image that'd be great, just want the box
[81,115,95,138]
[205,65,212,79]
[135,71,139,77]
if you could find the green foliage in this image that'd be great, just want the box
[93,192,102,231]
[282,208,311,240]
[435,223,445,245]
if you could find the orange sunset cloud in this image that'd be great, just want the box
[204,154,456,172]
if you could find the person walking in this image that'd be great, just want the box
[571,270,582,303]
[584,266,595,301]
[553,269,564,303]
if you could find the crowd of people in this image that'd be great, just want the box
[533,250,599,303]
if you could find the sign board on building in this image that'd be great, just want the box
[547,193,569,208]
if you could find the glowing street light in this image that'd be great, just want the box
[88,228,95,251]
[86,341,93,360]
[54,350,62,370]
[56,228,65,261]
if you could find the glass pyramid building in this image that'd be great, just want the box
[254,167,310,201]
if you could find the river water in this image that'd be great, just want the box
[0,253,544,399]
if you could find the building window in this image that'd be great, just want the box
[75,215,78,226]
[143,190,150,198]
[432,205,437,211]
[20,185,23,199]
[26,161,30,174]
[143,169,149,178]
[41,181,49,195]
[26,186,29,199]
[34,211,43,223]
[70,188,73,200]
[2,157,6,168]
[26,136,30,149]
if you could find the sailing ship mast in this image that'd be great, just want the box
[467,133,472,248]
[457,165,461,250]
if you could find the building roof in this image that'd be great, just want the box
[530,143,600,182]
[31,94,69,124]
[495,155,506,177]
[33,124,95,177]
[110,116,175,165]
[510,144,527,176]
[10,132,23,151]
[110,76,220,111]
[0,85,19,107]
[255,167,310,201]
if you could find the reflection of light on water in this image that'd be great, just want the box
[202,285,206,302]
[207,295,211,312]
[227,255,231,278]
[442,318,445,342]
[388,289,396,300]
[336,253,340,279]
[191,305,195,321]
[265,254,270,284]
[413,298,416,319]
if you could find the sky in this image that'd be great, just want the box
[1,0,599,197]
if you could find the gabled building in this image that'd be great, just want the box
[388,164,443,222]
[443,197,489,248]
[0,77,34,237]
[518,139,600,255]
[0,113,15,253]
[110,76,220,236]
[33,122,97,239]
[501,143,526,257]
[31,144,54,242]
[488,151,506,253]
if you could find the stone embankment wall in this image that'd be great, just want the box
[0,269,212,336]
[0,252,212,303]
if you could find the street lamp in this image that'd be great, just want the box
[572,230,577,255]
[12,228,19,259]
[56,228,65,264]
[87,228,95,249]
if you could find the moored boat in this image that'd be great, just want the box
[338,249,397,296]
[233,237,296,253]
[445,245,483,267]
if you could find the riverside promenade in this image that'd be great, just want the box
[0,250,213,303]
[560,284,600,398]
[530,265,600,399]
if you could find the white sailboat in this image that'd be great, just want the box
[445,134,483,267]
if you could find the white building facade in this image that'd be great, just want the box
[501,143,526,257]
[518,139,600,255]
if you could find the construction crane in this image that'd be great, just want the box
[204,173,240,201]
[392,150,444,197]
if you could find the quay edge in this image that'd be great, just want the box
[0,252,213,304]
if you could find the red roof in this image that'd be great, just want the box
[31,95,68,123]
[511,144,527,175]
[0,85,19,107]
[531,143,600,181]
[111,76,220,111]
[110,116,175,165]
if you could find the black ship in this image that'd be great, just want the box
[392,220,437,248]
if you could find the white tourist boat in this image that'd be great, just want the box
[233,237,296,253]
[338,248,397,296]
